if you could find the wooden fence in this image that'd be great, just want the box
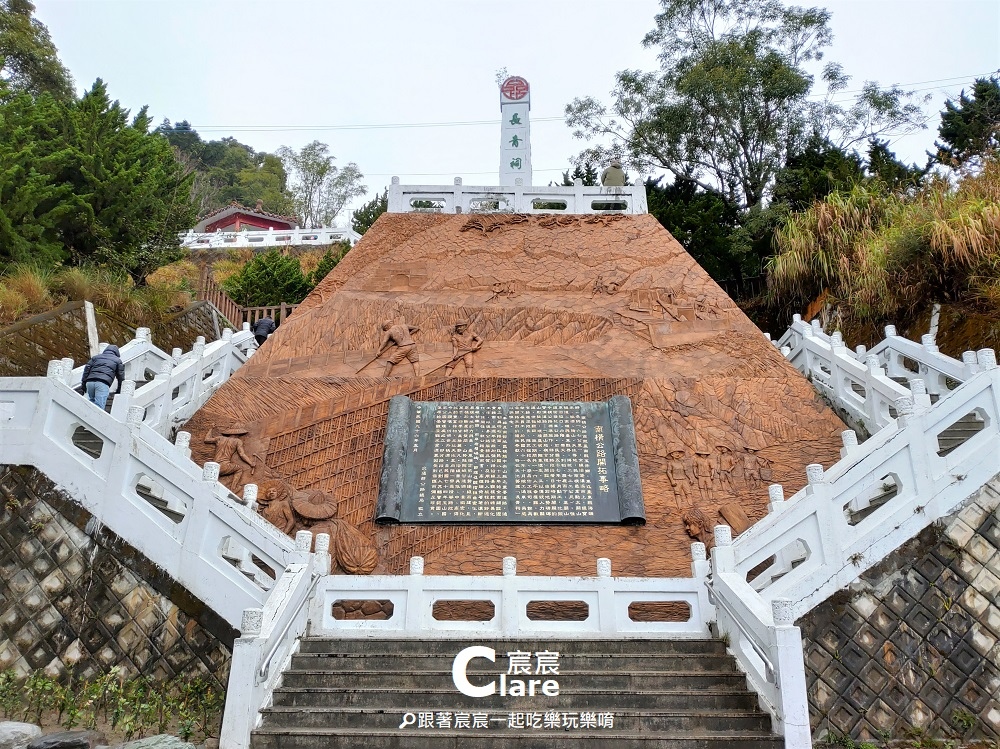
[197,270,299,328]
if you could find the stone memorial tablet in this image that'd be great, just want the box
[377,395,644,524]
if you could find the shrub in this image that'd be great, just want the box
[222,249,311,307]
[2,265,52,312]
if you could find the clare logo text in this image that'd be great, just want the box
[451,645,560,697]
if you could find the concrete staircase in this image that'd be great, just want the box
[250,638,782,748]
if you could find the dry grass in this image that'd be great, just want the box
[769,154,1000,327]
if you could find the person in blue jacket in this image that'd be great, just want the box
[81,345,125,410]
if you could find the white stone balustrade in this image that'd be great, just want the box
[0,334,293,629]
[221,553,320,749]
[179,226,361,249]
[387,177,648,215]
[306,554,712,639]
[63,327,256,438]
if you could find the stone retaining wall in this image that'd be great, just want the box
[801,478,1000,743]
[0,466,231,690]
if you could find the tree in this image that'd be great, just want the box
[646,175,747,280]
[352,189,387,234]
[771,136,864,211]
[934,76,1000,169]
[866,139,926,191]
[222,250,312,307]
[278,140,366,227]
[565,0,924,210]
[0,0,73,99]
[157,120,296,217]
[559,162,599,186]
[309,242,350,285]
[0,79,195,282]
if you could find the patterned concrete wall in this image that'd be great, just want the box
[801,478,1000,743]
[155,301,224,353]
[0,302,133,377]
[0,300,223,377]
[0,466,231,690]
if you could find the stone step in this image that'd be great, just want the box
[280,669,749,691]
[269,687,760,711]
[258,706,773,733]
[250,727,783,748]
[297,639,727,656]
[290,652,737,673]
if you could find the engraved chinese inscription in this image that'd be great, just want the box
[377,397,645,525]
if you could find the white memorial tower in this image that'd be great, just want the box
[499,76,532,186]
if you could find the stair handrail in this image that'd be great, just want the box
[710,334,999,747]
[0,352,296,630]
[221,530,329,749]
[57,325,256,438]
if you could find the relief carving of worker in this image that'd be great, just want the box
[666,450,694,508]
[379,319,421,377]
[681,507,715,551]
[203,425,257,492]
[445,320,483,376]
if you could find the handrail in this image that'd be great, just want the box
[387,178,648,215]
[181,225,360,249]
[0,333,297,629]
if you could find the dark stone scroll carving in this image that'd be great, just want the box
[376,396,645,525]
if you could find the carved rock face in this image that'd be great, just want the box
[185,213,847,577]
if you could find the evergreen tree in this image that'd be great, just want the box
[559,162,599,186]
[0,0,73,99]
[866,139,927,191]
[934,76,1000,168]
[222,250,311,307]
[352,189,387,234]
[309,242,350,285]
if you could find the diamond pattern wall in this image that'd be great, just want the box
[0,466,230,690]
[800,481,1000,742]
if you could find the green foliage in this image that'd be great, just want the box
[222,249,311,307]
[309,242,349,286]
[935,75,1000,169]
[559,162,599,187]
[0,80,195,284]
[565,0,925,210]
[867,139,927,191]
[352,188,387,234]
[0,667,223,740]
[768,154,1000,327]
[156,120,296,217]
[279,140,366,227]
[0,0,73,99]
[772,136,865,212]
[645,175,749,280]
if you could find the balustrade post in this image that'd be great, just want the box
[314,533,331,576]
[894,396,915,429]
[110,380,136,420]
[710,525,735,575]
[501,556,519,637]
[910,379,932,413]
[46,360,66,381]
[171,347,183,364]
[884,324,897,338]
[404,556,425,633]
[769,599,811,747]
[242,483,258,510]
[61,358,74,385]
[595,558,615,634]
[690,544,714,628]
[921,333,939,354]
[855,345,866,358]
[780,346,791,358]
[220,608,266,749]
[840,430,858,459]
[767,484,786,514]
[174,431,192,459]
[977,349,997,370]
[962,351,980,377]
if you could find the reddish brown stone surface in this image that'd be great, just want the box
[184,212,846,578]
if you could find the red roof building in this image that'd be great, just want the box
[193,201,298,233]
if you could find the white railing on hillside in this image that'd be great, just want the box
[709,323,1000,748]
[0,335,300,629]
[307,554,713,640]
[179,226,361,249]
[222,530,329,749]
[388,176,648,215]
[56,325,257,438]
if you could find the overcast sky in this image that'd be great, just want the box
[34,0,1000,221]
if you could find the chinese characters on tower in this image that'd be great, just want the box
[500,76,531,186]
